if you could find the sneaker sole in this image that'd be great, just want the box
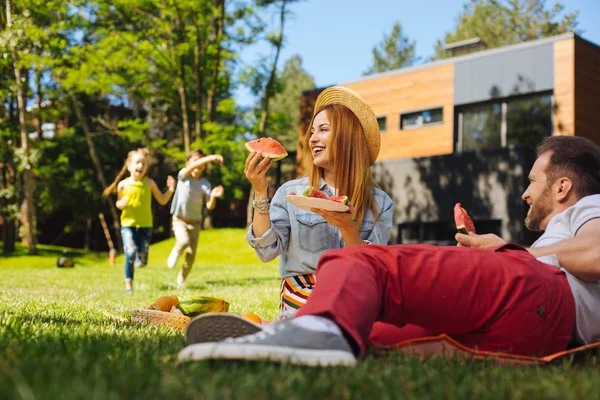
[185,313,263,344]
[177,342,357,367]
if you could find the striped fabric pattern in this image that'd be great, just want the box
[279,273,317,312]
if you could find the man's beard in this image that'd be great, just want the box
[525,187,553,232]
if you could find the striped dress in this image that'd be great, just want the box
[279,273,316,312]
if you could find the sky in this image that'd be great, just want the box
[235,0,600,106]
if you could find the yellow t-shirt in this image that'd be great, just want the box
[120,178,153,228]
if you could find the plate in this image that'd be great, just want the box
[285,195,349,212]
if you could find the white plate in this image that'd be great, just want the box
[285,195,349,212]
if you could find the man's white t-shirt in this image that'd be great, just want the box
[531,194,600,345]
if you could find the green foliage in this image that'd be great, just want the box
[269,55,315,150]
[364,21,419,75]
[432,0,581,60]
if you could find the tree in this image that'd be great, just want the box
[269,55,315,150]
[432,0,580,60]
[364,21,418,75]
[4,0,37,253]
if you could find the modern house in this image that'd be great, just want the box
[297,33,600,245]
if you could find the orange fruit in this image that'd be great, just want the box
[153,295,179,312]
[242,313,262,324]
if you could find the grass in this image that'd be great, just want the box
[1,228,599,400]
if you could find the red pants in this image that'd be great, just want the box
[297,244,575,357]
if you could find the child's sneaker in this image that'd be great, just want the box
[167,249,179,269]
[125,281,134,293]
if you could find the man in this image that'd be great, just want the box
[178,136,600,367]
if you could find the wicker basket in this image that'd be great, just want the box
[129,308,191,331]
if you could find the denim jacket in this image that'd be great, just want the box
[246,176,394,278]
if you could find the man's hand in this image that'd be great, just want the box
[211,185,224,198]
[455,232,507,248]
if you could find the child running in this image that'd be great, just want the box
[167,150,224,286]
[103,148,176,292]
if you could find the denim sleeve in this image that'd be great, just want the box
[246,186,290,262]
[365,195,394,245]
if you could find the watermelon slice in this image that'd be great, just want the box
[454,203,476,234]
[302,186,329,199]
[329,196,349,205]
[302,186,348,205]
[245,137,288,161]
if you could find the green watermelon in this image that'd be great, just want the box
[176,296,230,317]
[454,203,476,234]
[245,137,288,160]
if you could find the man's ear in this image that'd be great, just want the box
[555,177,573,201]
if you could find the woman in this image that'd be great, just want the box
[245,86,393,315]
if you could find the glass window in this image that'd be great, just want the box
[458,93,553,152]
[377,116,387,133]
[506,94,552,150]
[460,103,502,151]
[400,108,443,129]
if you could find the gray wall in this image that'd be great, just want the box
[372,146,541,245]
[454,43,554,105]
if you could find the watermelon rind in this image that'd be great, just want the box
[456,226,469,235]
[245,138,288,161]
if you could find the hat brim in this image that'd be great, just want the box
[313,86,380,165]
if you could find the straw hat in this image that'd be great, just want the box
[313,86,380,165]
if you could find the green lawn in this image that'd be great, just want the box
[1,229,599,400]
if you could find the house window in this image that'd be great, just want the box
[457,93,552,152]
[400,107,443,129]
[377,116,387,133]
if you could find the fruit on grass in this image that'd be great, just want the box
[245,137,288,160]
[145,295,179,312]
[454,203,476,234]
[242,313,262,324]
[176,296,230,317]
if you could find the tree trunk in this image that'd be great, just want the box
[69,92,123,251]
[206,0,225,124]
[246,186,254,227]
[194,20,206,140]
[0,165,16,253]
[7,0,37,254]
[35,63,43,140]
[176,81,191,153]
[257,0,287,137]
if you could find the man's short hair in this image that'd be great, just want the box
[186,149,206,161]
[536,136,600,197]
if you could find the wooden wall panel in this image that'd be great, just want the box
[344,64,455,161]
[574,38,600,146]
[553,39,575,136]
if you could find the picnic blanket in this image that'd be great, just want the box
[372,334,600,366]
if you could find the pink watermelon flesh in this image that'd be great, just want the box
[302,186,329,199]
[329,196,348,205]
[301,187,347,204]
[454,203,476,234]
[245,138,288,160]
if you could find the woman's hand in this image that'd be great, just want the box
[311,203,356,231]
[244,151,272,195]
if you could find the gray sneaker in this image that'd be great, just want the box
[185,312,264,344]
[177,320,357,367]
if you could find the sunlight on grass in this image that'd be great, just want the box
[1,228,599,400]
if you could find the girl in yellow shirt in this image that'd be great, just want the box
[103,148,176,292]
